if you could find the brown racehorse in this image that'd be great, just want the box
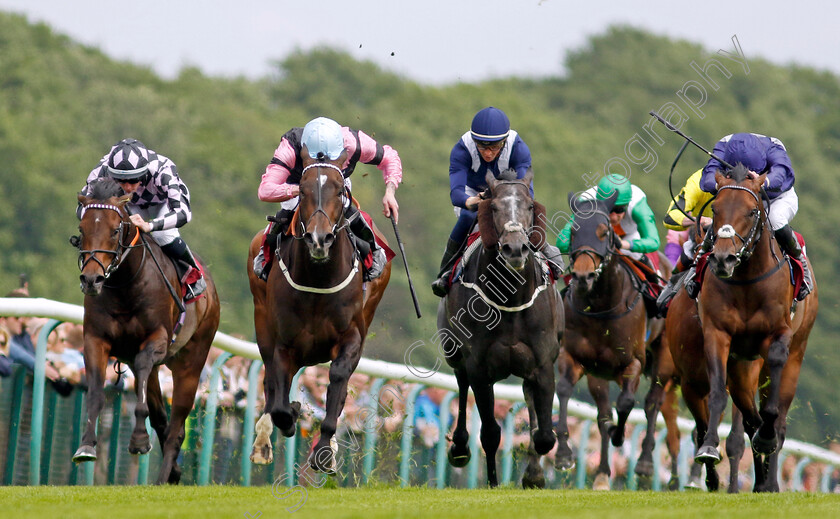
[248,153,390,471]
[555,191,676,490]
[73,178,220,484]
[694,165,818,492]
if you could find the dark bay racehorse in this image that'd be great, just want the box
[439,169,563,488]
[555,191,677,490]
[248,153,390,471]
[694,165,818,492]
[73,179,220,484]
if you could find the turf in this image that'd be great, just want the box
[0,486,838,519]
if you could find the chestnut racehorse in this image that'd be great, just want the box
[248,153,390,472]
[73,179,220,484]
[694,165,818,492]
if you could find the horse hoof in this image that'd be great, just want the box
[72,445,97,463]
[168,465,182,485]
[634,459,654,478]
[554,453,575,472]
[128,438,152,456]
[685,479,703,491]
[272,409,298,437]
[448,445,471,468]
[694,446,721,465]
[751,431,778,455]
[522,473,546,489]
[667,476,680,491]
[250,443,274,465]
[309,443,337,474]
[593,473,611,491]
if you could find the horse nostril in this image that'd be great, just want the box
[520,244,528,256]
[324,233,335,248]
[303,232,314,246]
[502,243,512,255]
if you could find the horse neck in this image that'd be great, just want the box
[573,254,629,308]
[476,247,539,305]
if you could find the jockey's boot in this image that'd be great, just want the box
[540,243,565,279]
[347,206,385,281]
[161,237,206,302]
[656,247,695,317]
[253,208,294,281]
[431,239,462,297]
[775,224,813,301]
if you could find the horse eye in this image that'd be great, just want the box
[112,228,119,237]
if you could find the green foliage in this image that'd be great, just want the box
[1,15,839,444]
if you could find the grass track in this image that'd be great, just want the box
[1,486,838,519]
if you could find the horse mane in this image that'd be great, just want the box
[724,163,751,183]
[86,178,125,201]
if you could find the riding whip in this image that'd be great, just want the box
[126,207,186,313]
[648,111,735,170]
[389,215,422,318]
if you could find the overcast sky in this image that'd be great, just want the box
[1,0,838,84]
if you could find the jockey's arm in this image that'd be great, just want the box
[354,129,403,222]
[448,144,473,209]
[259,139,300,203]
[148,165,191,232]
[699,138,729,193]
[555,219,574,254]
[629,198,660,253]
[763,141,794,195]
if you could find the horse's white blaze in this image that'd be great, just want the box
[718,224,736,239]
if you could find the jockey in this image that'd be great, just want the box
[78,138,206,302]
[431,107,564,297]
[700,132,812,301]
[655,169,713,313]
[255,117,402,282]
[556,173,661,262]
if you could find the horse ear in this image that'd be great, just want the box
[522,167,534,188]
[77,193,87,205]
[715,170,726,187]
[756,171,769,189]
[604,189,619,212]
[485,171,498,191]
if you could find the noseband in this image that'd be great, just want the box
[297,163,349,238]
[77,203,142,279]
[711,185,763,267]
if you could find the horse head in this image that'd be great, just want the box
[76,179,134,295]
[567,189,619,292]
[708,164,767,278]
[481,168,535,271]
[297,152,348,262]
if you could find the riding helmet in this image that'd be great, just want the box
[107,138,150,180]
[723,133,767,173]
[596,173,632,206]
[302,117,345,160]
[470,107,510,142]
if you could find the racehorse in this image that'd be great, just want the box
[554,190,676,490]
[73,178,221,484]
[694,165,818,492]
[247,153,391,472]
[438,169,563,488]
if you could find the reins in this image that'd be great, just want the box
[77,203,144,280]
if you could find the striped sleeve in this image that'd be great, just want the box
[149,159,191,231]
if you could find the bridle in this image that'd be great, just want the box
[710,184,764,268]
[77,203,143,280]
[296,163,350,239]
[568,209,615,282]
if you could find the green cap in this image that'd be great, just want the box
[596,174,632,206]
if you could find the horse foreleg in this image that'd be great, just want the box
[267,349,299,437]
[696,329,730,464]
[129,334,167,455]
[72,336,110,463]
[309,329,362,474]
[448,367,472,468]
[636,372,666,482]
[587,375,614,490]
[521,374,554,489]
[554,351,582,471]
[725,405,746,493]
[661,383,682,490]
[612,358,642,447]
[145,368,169,463]
[471,380,501,487]
[753,330,792,455]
